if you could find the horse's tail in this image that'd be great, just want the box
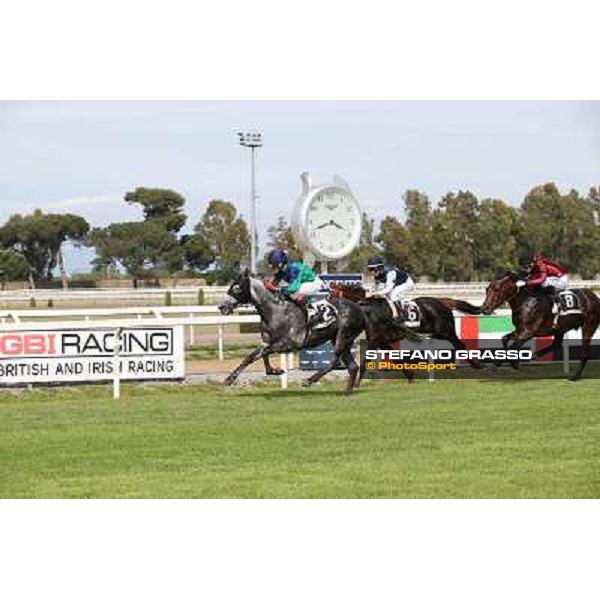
[437,297,482,315]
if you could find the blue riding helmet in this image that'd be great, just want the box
[268,249,288,270]
[367,255,385,270]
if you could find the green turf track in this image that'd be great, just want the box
[1,376,599,498]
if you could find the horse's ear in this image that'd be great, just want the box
[243,268,250,278]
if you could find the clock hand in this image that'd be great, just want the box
[331,220,345,230]
[315,222,331,230]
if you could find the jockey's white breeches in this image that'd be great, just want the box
[542,275,568,291]
[297,277,326,295]
[388,277,416,303]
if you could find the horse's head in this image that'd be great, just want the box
[218,268,252,315]
[481,271,519,315]
[328,282,366,304]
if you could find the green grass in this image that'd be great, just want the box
[1,378,599,498]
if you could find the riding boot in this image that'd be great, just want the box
[391,301,405,326]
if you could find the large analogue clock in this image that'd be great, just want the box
[291,173,362,261]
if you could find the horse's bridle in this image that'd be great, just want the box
[482,276,522,314]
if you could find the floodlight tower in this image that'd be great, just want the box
[237,131,262,274]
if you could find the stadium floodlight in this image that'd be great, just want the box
[238,131,262,273]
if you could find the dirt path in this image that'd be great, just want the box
[186,354,293,374]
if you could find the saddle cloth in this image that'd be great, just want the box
[307,299,338,329]
[556,290,582,315]
[398,299,421,327]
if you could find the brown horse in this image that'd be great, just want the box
[481,271,600,380]
[329,282,483,387]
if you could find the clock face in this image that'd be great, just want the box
[304,188,361,260]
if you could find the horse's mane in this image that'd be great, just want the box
[329,282,366,303]
[494,269,520,282]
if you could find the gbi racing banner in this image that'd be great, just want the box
[0,326,185,385]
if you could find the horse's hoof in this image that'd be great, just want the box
[301,379,313,388]
[569,376,581,382]
[343,388,353,396]
[266,368,284,376]
[223,376,235,387]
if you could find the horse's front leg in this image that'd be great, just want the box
[501,332,515,350]
[224,344,269,386]
[302,353,342,388]
[507,332,536,370]
[263,354,284,376]
[496,331,516,368]
[356,338,376,389]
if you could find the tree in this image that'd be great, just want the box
[377,216,410,267]
[124,187,187,233]
[519,183,564,259]
[403,190,439,279]
[180,234,215,274]
[431,191,479,280]
[90,221,181,285]
[559,188,600,277]
[475,199,520,277]
[0,210,89,288]
[519,183,600,277]
[0,249,29,288]
[89,187,191,283]
[265,216,302,260]
[345,212,381,272]
[194,200,250,283]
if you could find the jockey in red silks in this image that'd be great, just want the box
[517,253,568,296]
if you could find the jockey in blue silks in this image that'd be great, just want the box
[365,255,416,323]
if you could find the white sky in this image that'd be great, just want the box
[1,101,598,272]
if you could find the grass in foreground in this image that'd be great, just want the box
[1,378,599,498]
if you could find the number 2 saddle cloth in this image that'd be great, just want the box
[307,299,338,330]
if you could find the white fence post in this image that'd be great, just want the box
[280,353,288,389]
[428,337,435,383]
[188,313,194,347]
[563,330,570,375]
[113,326,123,400]
[218,325,224,361]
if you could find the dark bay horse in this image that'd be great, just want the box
[330,283,483,386]
[481,272,600,380]
[218,270,386,394]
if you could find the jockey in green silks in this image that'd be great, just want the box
[265,249,326,325]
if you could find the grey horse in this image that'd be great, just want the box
[218,269,368,394]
